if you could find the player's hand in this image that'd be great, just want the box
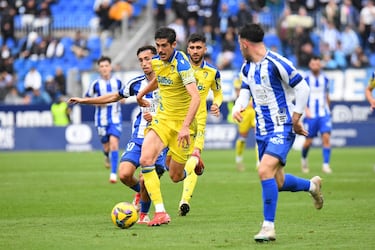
[177,126,190,148]
[293,121,308,137]
[136,94,150,107]
[210,104,220,117]
[232,109,244,123]
[143,111,153,122]
[67,97,82,104]
[370,100,375,110]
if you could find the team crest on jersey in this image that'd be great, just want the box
[170,65,175,73]
[203,71,208,79]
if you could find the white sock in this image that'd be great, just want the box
[309,181,316,192]
[155,204,165,213]
[262,220,274,229]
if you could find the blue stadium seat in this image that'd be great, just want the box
[263,33,282,53]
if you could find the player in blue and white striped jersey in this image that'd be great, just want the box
[68,46,167,224]
[233,23,324,242]
[85,56,124,183]
[301,56,332,174]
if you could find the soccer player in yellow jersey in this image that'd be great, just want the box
[136,27,201,226]
[366,71,375,110]
[178,33,223,216]
[232,75,258,171]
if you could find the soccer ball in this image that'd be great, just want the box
[111,202,138,229]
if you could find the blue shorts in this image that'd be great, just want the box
[120,139,168,175]
[304,115,332,138]
[257,132,296,166]
[97,123,122,144]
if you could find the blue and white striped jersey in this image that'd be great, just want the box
[240,50,306,136]
[85,76,124,127]
[119,75,159,145]
[304,71,330,118]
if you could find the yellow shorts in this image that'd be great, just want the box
[238,106,256,134]
[147,117,197,164]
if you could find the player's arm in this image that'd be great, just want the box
[232,88,250,123]
[178,82,200,148]
[365,84,375,110]
[292,79,310,136]
[68,92,122,105]
[210,74,223,117]
[136,77,158,107]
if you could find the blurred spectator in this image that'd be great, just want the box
[4,86,25,105]
[333,41,348,69]
[339,0,360,29]
[50,94,71,126]
[233,1,253,30]
[108,0,134,31]
[1,44,12,62]
[350,46,369,68]
[321,20,341,52]
[322,0,340,30]
[0,69,14,102]
[186,0,199,22]
[320,41,337,69]
[154,0,171,28]
[19,31,40,59]
[186,17,199,39]
[27,88,52,105]
[46,37,64,58]
[33,0,52,36]
[45,74,59,100]
[172,0,188,24]
[216,29,236,70]
[71,30,89,58]
[54,67,66,95]
[218,3,236,37]
[0,1,16,45]
[24,66,42,91]
[359,0,375,51]
[19,0,38,33]
[290,25,314,68]
[94,0,114,33]
[340,24,360,63]
[197,0,218,27]
[168,18,186,49]
[277,6,292,56]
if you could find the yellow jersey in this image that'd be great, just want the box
[369,71,375,89]
[193,60,222,125]
[152,50,196,120]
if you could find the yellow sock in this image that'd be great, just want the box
[181,156,199,203]
[236,138,246,158]
[184,155,197,176]
[142,167,163,210]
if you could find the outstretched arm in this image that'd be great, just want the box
[68,92,122,105]
[136,77,158,107]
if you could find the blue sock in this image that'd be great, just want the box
[323,147,331,164]
[261,178,278,222]
[110,151,119,174]
[280,174,310,192]
[140,200,151,214]
[302,147,309,159]
[130,182,140,192]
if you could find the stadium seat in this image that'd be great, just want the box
[263,33,282,53]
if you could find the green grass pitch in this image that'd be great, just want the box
[1,147,375,249]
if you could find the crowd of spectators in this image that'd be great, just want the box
[1,0,375,106]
